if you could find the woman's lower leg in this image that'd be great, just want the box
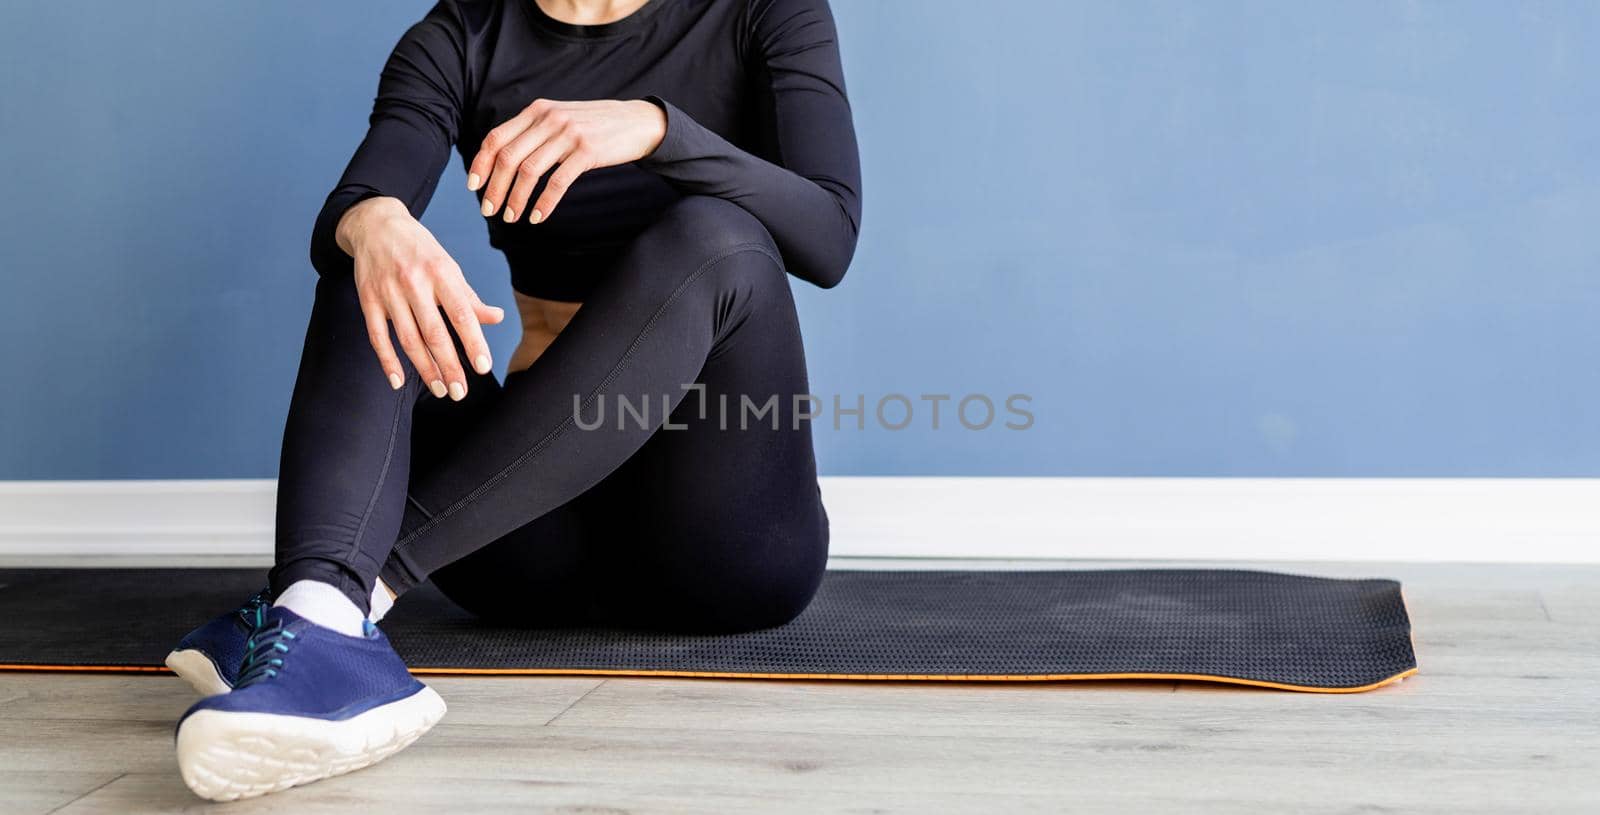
[266,272,440,613]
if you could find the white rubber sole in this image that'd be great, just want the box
[176,685,447,802]
[165,649,232,697]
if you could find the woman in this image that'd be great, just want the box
[165,0,859,800]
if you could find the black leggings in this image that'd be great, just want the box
[268,196,829,633]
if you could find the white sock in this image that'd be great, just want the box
[368,579,396,623]
[274,580,366,637]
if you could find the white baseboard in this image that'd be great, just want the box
[0,477,1596,563]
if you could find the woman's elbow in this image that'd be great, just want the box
[810,263,847,289]
[808,220,860,290]
[801,245,852,289]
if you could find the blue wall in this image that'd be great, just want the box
[2,1,1597,478]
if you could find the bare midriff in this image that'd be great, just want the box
[508,293,583,374]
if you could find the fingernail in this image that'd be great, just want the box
[481,198,495,217]
[502,207,517,223]
[530,209,543,224]
[388,372,404,390]
[467,173,482,190]
[474,354,491,374]
[430,380,447,398]
[449,382,466,401]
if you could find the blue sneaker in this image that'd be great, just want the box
[174,606,446,801]
[165,588,273,696]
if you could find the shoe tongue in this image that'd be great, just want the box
[263,605,312,630]
[266,604,377,641]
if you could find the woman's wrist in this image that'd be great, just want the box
[632,98,668,158]
[335,196,409,256]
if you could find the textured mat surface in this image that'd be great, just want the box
[0,568,1416,691]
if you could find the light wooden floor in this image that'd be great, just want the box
[2,558,1597,814]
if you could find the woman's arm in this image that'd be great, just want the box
[637,0,863,289]
[310,3,502,399]
[469,0,862,290]
[310,4,465,278]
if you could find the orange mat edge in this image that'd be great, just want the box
[0,663,1418,693]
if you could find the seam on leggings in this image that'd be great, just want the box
[393,242,782,551]
[345,383,411,579]
[405,493,436,519]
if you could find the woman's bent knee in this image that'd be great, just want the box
[615,196,790,322]
[648,196,779,264]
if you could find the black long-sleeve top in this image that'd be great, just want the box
[309,0,862,300]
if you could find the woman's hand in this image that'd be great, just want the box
[468,99,667,224]
[336,197,505,400]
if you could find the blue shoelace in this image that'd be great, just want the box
[236,620,297,689]
[235,589,272,628]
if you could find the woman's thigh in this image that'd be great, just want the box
[382,196,796,589]
[427,259,830,633]
[580,262,830,633]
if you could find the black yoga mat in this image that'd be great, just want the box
[0,568,1416,692]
